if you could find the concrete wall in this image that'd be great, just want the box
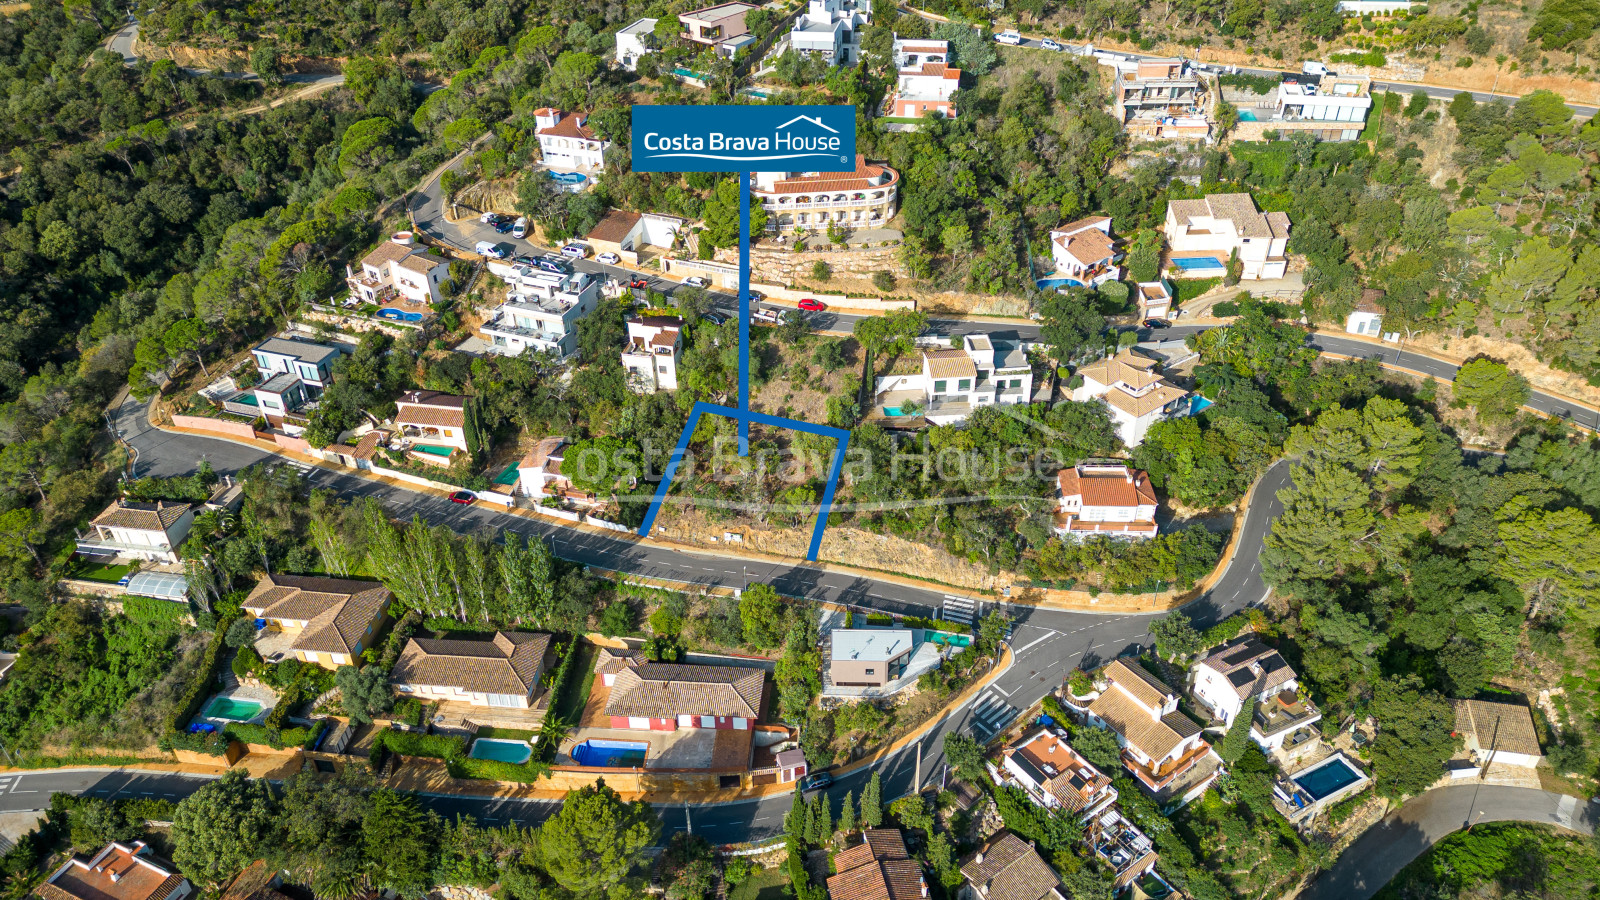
[274,433,312,453]
[719,242,909,285]
[172,742,246,766]
[171,415,261,441]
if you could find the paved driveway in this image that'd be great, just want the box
[1303,784,1599,900]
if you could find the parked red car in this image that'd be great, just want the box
[797,298,827,312]
[449,490,475,505]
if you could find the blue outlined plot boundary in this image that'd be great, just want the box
[634,402,852,563]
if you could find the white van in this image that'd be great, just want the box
[512,217,528,239]
[995,30,1022,45]
[475,240,506,259]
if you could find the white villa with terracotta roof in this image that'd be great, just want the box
[346,232,450,306]
[888,35,960,122]
[76,498,196,564]
[1085,659,1219,807]
[391,631,552,709]
[535,108,610,172]
[34,842,191,900]
[990,724,1118,819]
[242,574,392,670]
[621,315,683,393]
[1048,216,1120,287]
[1163,193,1290,280]
[600,658,765,731]
[752,156,899,233]
[1071,349,1188,447]
[393,390,469,465]
[1053,462,1158,541]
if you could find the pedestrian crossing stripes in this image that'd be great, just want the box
[968,690,1014,739]
[941,596,976,626]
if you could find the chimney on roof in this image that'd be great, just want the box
[1125,469,1133,483]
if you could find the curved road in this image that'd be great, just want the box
[1303,784,1599,900]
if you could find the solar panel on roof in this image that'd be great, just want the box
[124,572,189,601]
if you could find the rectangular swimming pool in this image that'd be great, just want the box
[204,697,263,721]
[572,739,648,767]
[411,444,454,457]
[1171,257,1225,271]
[469,738,533,764]
[1293,755,1365,801]
[492,464,521,486]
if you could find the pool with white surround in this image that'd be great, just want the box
[469,737,533,764]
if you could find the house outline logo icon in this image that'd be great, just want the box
[630,104,857,172]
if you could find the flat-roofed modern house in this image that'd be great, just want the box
[1111,57,1211,143]
[888,35,960,122]
[480,269,600,359]
[615,17,658,71]
[1087,809,1162,892]
[1086,659,1219,807]
[958,832,1067,900]
[1452,698,1543,769]
[603,661,765,731]
[242,574,392,670]
[34,842,191,900]
[788,0,871,66]
[252,337,341,395]
[829,629,916,687]
[827,829,925,900]
[990,725,1118,819]
[680,2,759,56]
[76,499,195,564]
[871,333,1032,426]
[391,632,552,709]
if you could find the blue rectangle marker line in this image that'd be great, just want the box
[630,105,857,173]
[738,172,751,457]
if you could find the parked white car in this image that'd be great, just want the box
[682,276,708,288]
[596,252,620,265]
[995,30,1022,45]
[560,244,589,259]
[1040,38,1062,51]
[475,240,506,259]
[512,216,528,239]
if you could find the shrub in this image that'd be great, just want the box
[167,614,238,733]
[392,696,425,727]
[872,271,896,292]
[118,797,177,822]
[157,730,232,756]
[369,727,468,766]
[449,757,552,783]
[231,646,262,679]
[124,596,191,625]
[222,720,325,750]
[811,260,832,281]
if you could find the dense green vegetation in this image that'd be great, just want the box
[1375,823,1600,899]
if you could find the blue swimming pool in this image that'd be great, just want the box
[572,739,648,767]
[1171,257,1225,272]
[378,308,424,322]
[1189,395,1214,415]
[470,738,532,764]
[1293,755,1365,801]
[1238,110,1259,122]
[883,406,907,416]
[1036,277,1086,291]
[549,171,588,185]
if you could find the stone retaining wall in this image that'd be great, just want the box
[171,415,261,441]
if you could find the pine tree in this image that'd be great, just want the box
[783,790,805,842]
[861,771,883,828]
[838,790,857,835]
[803,796,820,845]
[817,793,834,841]
[1219,697,1257,764]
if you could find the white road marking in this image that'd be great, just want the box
[992,684,1016,697]
[1013,632,1056,655]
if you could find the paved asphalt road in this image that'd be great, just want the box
[1303,784,1600,900]
[990,29,1599,117]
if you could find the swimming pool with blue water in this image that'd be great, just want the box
[1292,755,1364,801]
[572,739,648,767]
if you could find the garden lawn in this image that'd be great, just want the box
[1174,277,1222,305]
[72,562,132,583]
[728,865,790,900]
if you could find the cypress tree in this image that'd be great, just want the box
[861,771,883,828]
[838,789,857,834]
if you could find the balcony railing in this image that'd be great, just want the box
[760,196,894,210]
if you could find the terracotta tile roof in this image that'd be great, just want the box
[1194,635,1297,700]
[91,499,190,532]
[959,833,1061,900]
[1167,199,1210,226]
[538,110,599,141]
[1053,227,1116,267]
[1054,215,1113,234]
[242,574,390,656]
[828,829,924,900]
[924,349,977,379]
[1453,699,1542,758]
[352,431,382,461]
[392,631,551,697]
[395,251,448,274]
[1173,193,1288,240]
[605,662,764,720]
[1058,519,1159,535]
[38,843,188,900]
[1103,383,1187,418]
[1076,350,1162,391]
[220,861,278,900]
[588,209,643,244]
[1008,727,1113,813]
[1265,210,1292,238]
[1057,465,1157,510]
[1088,661,1202,762]
[520,436,568,471]
[594,646,650,676]
[361,240,415,268]
[765,156,899,196]
[395,392,467,429]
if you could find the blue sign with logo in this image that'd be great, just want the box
[630,104,856,172]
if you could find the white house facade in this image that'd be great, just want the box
[1163,193,1290,280]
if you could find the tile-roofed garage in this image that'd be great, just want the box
[827,830,924,900]
[605,662,764,721]
[959,833,1062,900]
[392,632,552,701]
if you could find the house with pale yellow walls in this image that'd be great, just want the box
[242,574,391,669]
